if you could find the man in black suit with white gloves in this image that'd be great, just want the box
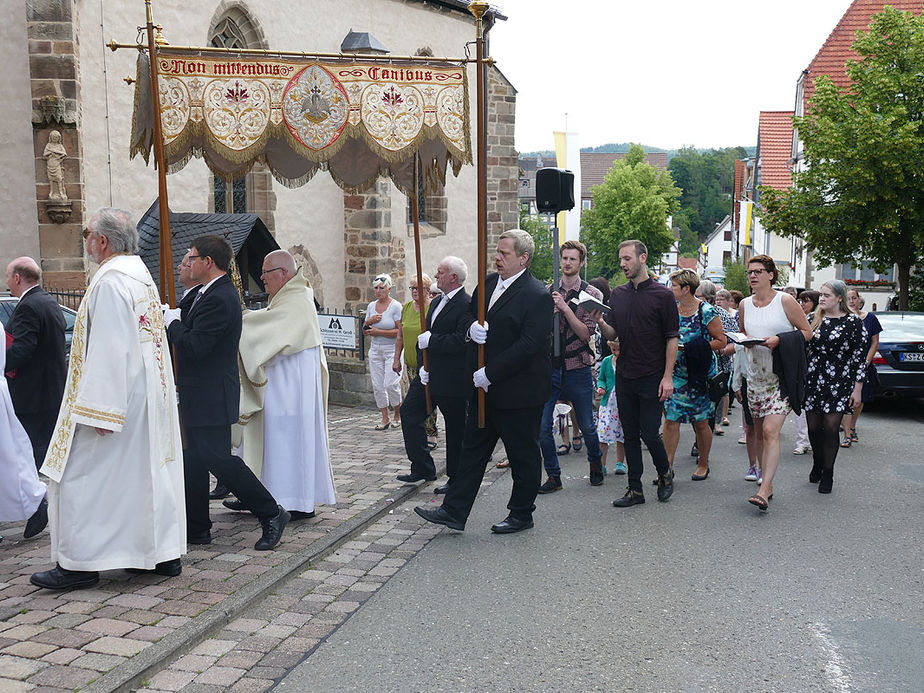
[397,255,473,492]
[165,235,289,550]
[415,230,553,533]
[4,256,67,470]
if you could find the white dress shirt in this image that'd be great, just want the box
[488,268,526,310]
[429,285,463,325]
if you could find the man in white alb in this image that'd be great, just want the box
[30,207,186,590]
[227,250,336,520]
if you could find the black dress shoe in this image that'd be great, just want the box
[652,468,675,485]
[222,498,247,511]
[414,505,464,531]
[538,476,562,494]
[657,472,675,502]
[433,483,450,495]
[255,505,290,551]
[24,496,48,539]
[209,483,231,500]
[30,564,100,590]
[613,489,646,507]
[187,532,212,545]
[397,473,437,483]
[126,558,182,577]
[589,462,604,487]
[490,516,533,534]
[289,510,316,520]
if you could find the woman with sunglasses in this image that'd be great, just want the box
[363,274,403,429]
[736,255,812,511]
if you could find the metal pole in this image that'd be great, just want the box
[410,152,433,415]
[470,1,488,428]
[144,0,176,306]
[551,215,560,358]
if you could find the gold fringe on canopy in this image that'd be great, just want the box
[130,51,472,195]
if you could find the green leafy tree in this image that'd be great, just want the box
[669,146,746,238]
[759,7,924,310]
[723,260,749,296]
[580,144,681,278]
[520,206,553,283]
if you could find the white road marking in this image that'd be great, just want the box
[811,622,853,692]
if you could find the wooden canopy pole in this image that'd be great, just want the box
[144,0,176,306]
[470,0,488,428]
[410,152,432,415]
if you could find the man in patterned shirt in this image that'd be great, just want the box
[537,240,605,493]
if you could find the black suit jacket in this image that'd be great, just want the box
[5,286,67,414]
[419,288,473,398]
[469,270,553,409]
[178,284,202,316]
[167,274,241,428]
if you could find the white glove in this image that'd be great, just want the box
[417,331,431,350]
[473,367,491,392]
[419,367,430,385]
[163,307,181,327]
[469,321,489,344]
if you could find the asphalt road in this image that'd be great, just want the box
[278,399,923,693]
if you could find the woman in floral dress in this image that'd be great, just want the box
[662,269,726,481]
[596,339,625,475]
[804,280,867,494]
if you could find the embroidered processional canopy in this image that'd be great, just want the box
[130,50,472,195]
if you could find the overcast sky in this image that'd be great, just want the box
[490,0,855,152]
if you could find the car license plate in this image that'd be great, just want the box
[899,352,924,362]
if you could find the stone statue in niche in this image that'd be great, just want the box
[43,130,68,201]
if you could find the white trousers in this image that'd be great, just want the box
[369,341,402,409]
[793,410,810,448]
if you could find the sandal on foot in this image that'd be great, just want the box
[722,418,731,427]
[426,440,438,451]
[849,429,858,443]
[557,443,571,456]
[374,422,390,431]
[748,494,769,511]
[572,436,583,452]
[714,426,725,436]
[495,458,510,469]
[840,436,852,448]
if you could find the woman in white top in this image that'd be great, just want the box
[363,274,403,429]
[736,255,812,511]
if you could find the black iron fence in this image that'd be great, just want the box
[45,287,84,311]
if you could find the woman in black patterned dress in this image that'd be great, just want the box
[803,280,868,493]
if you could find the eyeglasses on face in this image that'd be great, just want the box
[746,268,767,276]
[260,267,285,277]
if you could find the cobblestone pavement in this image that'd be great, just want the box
[0,405,503,692]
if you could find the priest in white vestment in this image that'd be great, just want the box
[30,208,186,590]
[230,250,336,519]
[0,319,48,540]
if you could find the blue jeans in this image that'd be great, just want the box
[539,365,603,477]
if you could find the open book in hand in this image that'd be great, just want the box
[569,290,609,315]
[725,332,766,347]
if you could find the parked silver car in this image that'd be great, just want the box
[0,294,77,358]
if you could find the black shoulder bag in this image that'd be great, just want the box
[698,303,728,402]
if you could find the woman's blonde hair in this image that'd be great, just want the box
[409,273,433,290]
[668,268,700,293]
[812,279,851,332]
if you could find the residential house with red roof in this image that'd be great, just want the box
[790,0,922,297]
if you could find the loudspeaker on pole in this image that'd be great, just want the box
[535,167,575,214]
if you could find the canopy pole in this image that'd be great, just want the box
[145,0,175,307]
[470,1,488,428]
[411,152,432,415]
